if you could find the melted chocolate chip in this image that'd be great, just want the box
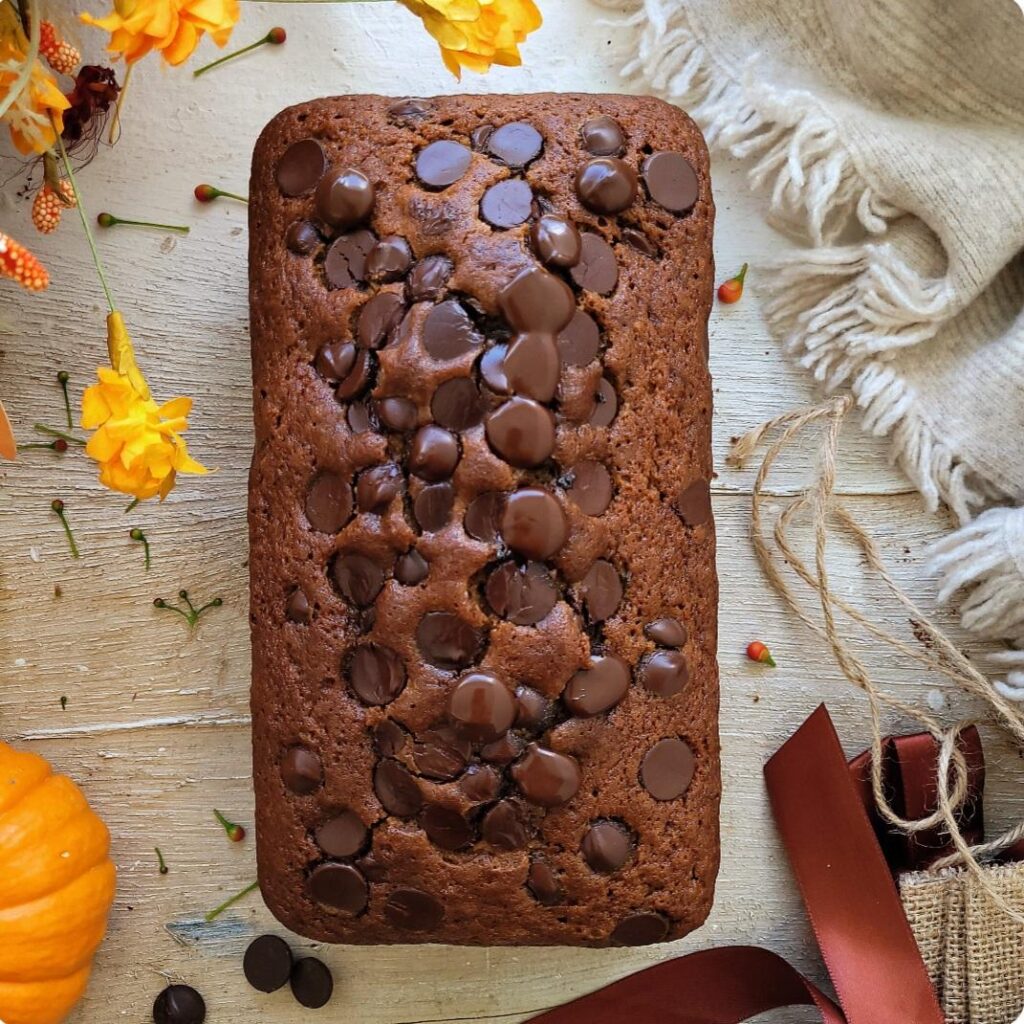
[281,746,322,795]
[640,650,690,698]
[513,744,581,807]
[480,344,510,394]
[501,487,567,560]
[464,491,505,543]
[374,719,407,757]
[482,800,529,850]
[480,177,534,228]
[394,548,429,585]
[448,669,516,741]
[566,461,613,516]
[389,98,431,120]
[527,859,562,903]
[570,233,618,294]
[412,727,469,780]
[315,341,357,382]
[622,227,658,257]
[531,214,582,268]
[642,151,699,213]
[471,124,494,149]
[407,255,453,302]
[349,644,406,706]
[645,617,688,647]
[485,561,558,625]
[153,985,206,1024]
[580,559,623,621]
[641,738,696,800]
[589,376,618,427]
[324,229,376,289]
[674,479,712,526]
[416,611,482,668]
[581,115,626,156]
[366,236,413,282]
[481,732,522,764]
[499,266,576,334]
[286,588,312,624]
[384,888,445,931]
[308,864,365,916]
[487,122,543,166]
[431,377,484,431]
[347,401,373,433]
[460,764,501,802]
[332,552,383,607]
[610,912,670,946]
[423,300,484,361]
[356,462,403,513]
[243,934,293,993]
[286,220,320,254]
[377,396,418,432]
[409,425,460,481]
[582,820,634,873]
[575,158,638,214]
[414,482,454,532]
[305,472,353,534]
[374,759,423,816]
[277,138,327,197]
[563,653,630,717]
[516,685,553,730]
[485,397,556,467]
[421,804,475,851]
[316,811,368,858]
[503,332,560,402]
[557,310,601,366]
[290,958,334,1009]
[357,292,406,349]
[416,140,472,189]
[315,167,374,229]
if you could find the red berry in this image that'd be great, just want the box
[194,184,218,203]
[54,438,68,453]
[746,640,776,667]
[717,263,748,304]
[268,27,287,45]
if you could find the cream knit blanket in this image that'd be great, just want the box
[597,0,1024,692]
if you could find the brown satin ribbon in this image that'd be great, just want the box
[527,705,945,1024]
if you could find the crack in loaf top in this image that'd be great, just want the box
[247,93,719,948]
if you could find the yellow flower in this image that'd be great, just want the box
[81,312,208,501]
[400,0,541,77]
[0,29,69,155]
[81,0,240,66]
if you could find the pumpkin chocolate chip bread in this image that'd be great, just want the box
[248,93,719,947]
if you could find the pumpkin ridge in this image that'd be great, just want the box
[0,750,51,817]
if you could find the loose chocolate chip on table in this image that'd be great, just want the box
[395,548,429,585]
[407,254,453,301]
[480,344,510,394]
[416,140,472,189]
[414,482,455,532]
[486,561,558,625]
[276,138,326,197]
[431,377,484,431]
[305,472,352,534]
[503,332,560,403]
[499,266,577,335]
[309,861,369,914]
[421,804,475,851]
[580,559,623,621]
[575,157,638,214]
[481,732,522,764]
[516,685,552,730]
[409,425,460,481]
[356,462,404,513]
[286,219,320,255]
[324,229,376,290]
[357,292,406,349]
[281,745,322,795]
[566,461,613,516]
[390,97,431,120]
[417,610,483,668]
[645,617,688,647]
[531,214,582,268]
[622,227,658,257]
[480,179,534,229]
[349,644,406,706]
[315,167,374,229]
[487,122,543,166]
[448,669,516,741]
[384,888,445,931]
[153,984,206,1024]
[582,820,634,873]
[557,310,601,367]
[377,396,418,432]
[513,744,581,807]
[464,491,505,543]
[290,957,334,1009]
[471,124,494,149]
[610,912,670,946]
[642,151,699,213]
[581,115,626,156]
[332,552,384,607]
[570,233,618,295]
[589,376,619,427]
[423,300,483,361]
[413,727,470,780]
[482,799,529,850]
[640,650,690,698]
[486,397,556,468]
[286,588,312,624]
[374,718,407,757]
[316,810,368,858]
[641,737,696,800]
[366,236,413,282]
[374,759,423,816]
[528,858,562,904]
[675,478,712,526]
[243,934,293,993]
[315,340,357,383]
[460,763,501,802]
[347,401,373,434]
[501,487,567,560]
[563,653,631,717]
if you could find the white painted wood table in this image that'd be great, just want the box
[1,3,1019,1022]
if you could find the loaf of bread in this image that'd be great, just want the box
[248,93,719,947]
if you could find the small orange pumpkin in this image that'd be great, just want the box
[0,741,116,1024]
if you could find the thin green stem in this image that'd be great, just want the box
[102,215,190,234]
[52,503,79,559]
[125,498,140,513]
[155,847,169,874]
[205,880,259,923]
[58,372,72,428]
[18,442,58,450]
[108,62,132,145]
[34,424,85,445]
[194,37,267,77]
[218,190,249,203]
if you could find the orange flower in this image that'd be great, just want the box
[400,0,542,77]
[0,41,69,154]
[81,0,241,66]
[0,230,49,291]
